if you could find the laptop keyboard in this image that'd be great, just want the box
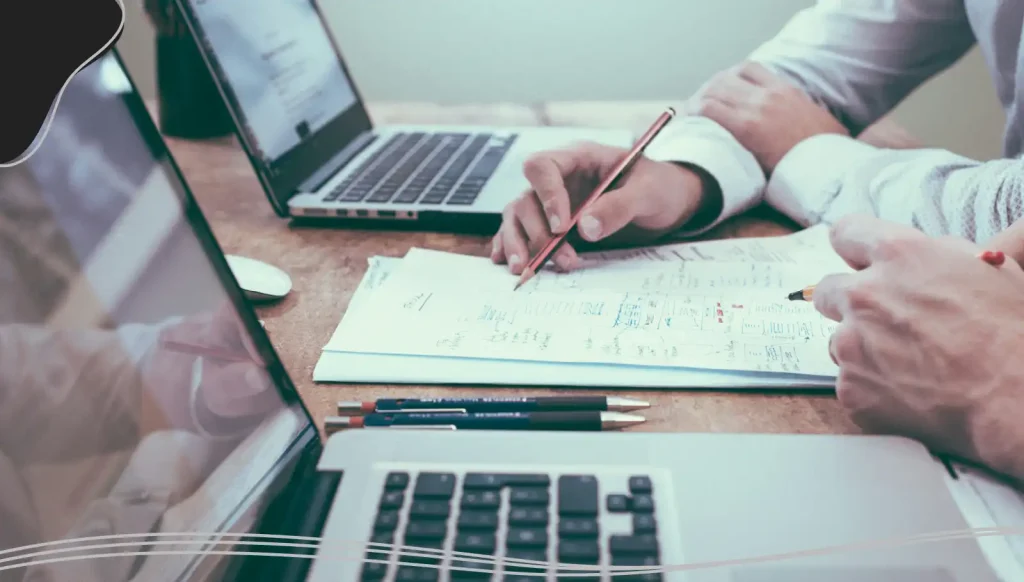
[323,132,518,207]
[361,471,664,582]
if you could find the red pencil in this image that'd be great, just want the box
[786,249,1009,301]
[513,106,678,290]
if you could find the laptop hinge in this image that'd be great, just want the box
[297,132,377,195]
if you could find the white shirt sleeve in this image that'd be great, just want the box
[767,134,1024,244]
[641,0,978,237]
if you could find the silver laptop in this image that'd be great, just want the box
[11,49,1022,582]
[174,0,634,229]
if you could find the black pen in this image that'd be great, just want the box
[336,396,651,414]
[323,411,645,434]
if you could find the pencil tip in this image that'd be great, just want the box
[786,290,803,301]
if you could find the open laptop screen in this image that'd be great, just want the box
[179,0,374,213]
[0,51,315,582]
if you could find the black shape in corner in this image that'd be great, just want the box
[0,0,125,166]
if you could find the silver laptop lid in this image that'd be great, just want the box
[0,50,318,582]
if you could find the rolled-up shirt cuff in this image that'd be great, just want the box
[766,134,880,224]
[644,121,765,237]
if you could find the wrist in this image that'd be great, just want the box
[967,368,1024,483]
[672,162,722,232]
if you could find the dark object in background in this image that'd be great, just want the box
[146,0,233,139]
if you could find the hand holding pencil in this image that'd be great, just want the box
[793,215,1024,481]
[492,107,715,279]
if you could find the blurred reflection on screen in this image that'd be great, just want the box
[0,54,310,582]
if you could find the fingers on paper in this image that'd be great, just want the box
[827,214,926,270]
[811,273,855,322]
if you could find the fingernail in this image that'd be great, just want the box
[579,215,601,240]
[508,254,522,267]
[549,215,562,232]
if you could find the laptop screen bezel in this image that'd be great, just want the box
[174,0,375,216]
[110,46,316,430]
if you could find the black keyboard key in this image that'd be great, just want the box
[395,565,439,582]
[628,476,652,494]
[612,555,662,582]
[449,559,494,581]
[558,518,598,538]
[386,472,410,489]
[374,510,400,531]
[508,507,548,527]
[455,532,497,555]
[445,196,477,206]
[462,490,500,510]
[379,490,405,509]
[609,535,659,556]
[631,494,655,513]
[558,475,598,516]
[405,520,447,540]
[557,540,600,564]
[366,532,393,562]
[463,473,551,489]
[606,494,630,512]
[400,539,444,565]
[420,189,449,204]
[413,473,456,499]
[506,528,547,549]
[458,510,499,530]
[409,500,450,520]
[633,513,657,534]
[509,488,549,506]
[360,561,388,581]
[463,473,504,490]
[504,550,548,574]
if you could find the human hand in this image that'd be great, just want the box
[492,142,718,274]
[983,218,1024,267]
[688,61,849,174]
[812,215,1024,481]
[145,303,279,429]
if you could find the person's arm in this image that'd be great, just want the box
[645,0,976,236]
[767,137,1024,244]
[0,324,153,463]
[749,0,975,135]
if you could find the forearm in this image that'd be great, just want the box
[644,115,767,236]
[747,0,975,134]
[0,319,180,462]
[764,135,1024,243]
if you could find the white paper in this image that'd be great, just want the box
[327,248,841,377]
[318,255,834,388]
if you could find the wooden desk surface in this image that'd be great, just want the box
[163,101,888,437]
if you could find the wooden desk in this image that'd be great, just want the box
[164,102,916,436]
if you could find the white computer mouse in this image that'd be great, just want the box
[225,254,292,302]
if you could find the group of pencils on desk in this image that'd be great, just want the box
[322,396,651,434]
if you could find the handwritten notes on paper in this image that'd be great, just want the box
[327,234,845,377]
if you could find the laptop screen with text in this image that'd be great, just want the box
[180,0,374,210]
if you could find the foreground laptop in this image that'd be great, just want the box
[173,0,634,230]
[3,49,1022,582]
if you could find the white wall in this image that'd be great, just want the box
[117,0,1007,160]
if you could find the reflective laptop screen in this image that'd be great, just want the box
[0,53,312,582]
[184,0,358,165]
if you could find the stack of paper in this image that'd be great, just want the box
[314,226,851,389]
